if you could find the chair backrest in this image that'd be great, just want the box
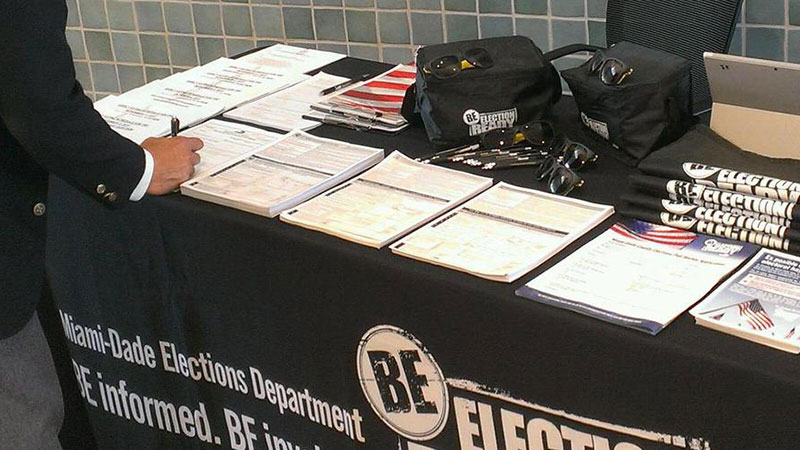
[606,0,743,114]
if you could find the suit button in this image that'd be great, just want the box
[103,192,118,203]
[96,184,107,195]
[33,202,46,217]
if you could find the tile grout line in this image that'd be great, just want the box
[74,0,97,99]
[128,0,147,88]
[741,0,748,57]
[99,0,122,95]
[475,0,481,39]
[786,0,790,61]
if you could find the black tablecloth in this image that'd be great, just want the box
[46,58,800,450]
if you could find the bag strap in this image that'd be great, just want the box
[400,83,423,126]
[544,44,603,62]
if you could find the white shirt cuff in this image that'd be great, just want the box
[129,148,154,201]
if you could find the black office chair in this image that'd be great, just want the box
[545,0,743,114]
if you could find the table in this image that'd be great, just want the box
[47,57,800,450]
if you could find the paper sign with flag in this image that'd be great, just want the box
[314,64,416,130]
[691,249,800,353]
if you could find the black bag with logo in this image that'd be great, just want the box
[408,36,561,148]
[560,41,693,165]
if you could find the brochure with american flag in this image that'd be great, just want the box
[516,219,758,335]
[691,249,800,353]
[311,64,416,132]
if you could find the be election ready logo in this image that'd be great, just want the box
[356,326,449,441]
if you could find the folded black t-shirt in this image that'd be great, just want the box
[638,125,800,183]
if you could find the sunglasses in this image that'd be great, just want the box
[479,120,556,150]
[535,137,598,195]
[588,50,634,86]
[424,48,494,79]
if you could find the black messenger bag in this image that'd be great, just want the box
[409,36,561,148]
[560,41,693,165]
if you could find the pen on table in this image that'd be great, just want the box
[309,103,382,121]
[456,148,546,164]
[450,148,510,162]
[481,156,545,170]
[320,73,372,96]
[170,116,180,137]
[302,113,372,131]
[474,146,539,158]
[417,143,479,163]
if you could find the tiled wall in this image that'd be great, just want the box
[66,0,800,100]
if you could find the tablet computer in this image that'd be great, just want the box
[704,52,800,159]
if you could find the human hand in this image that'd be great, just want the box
[142,136,204,195]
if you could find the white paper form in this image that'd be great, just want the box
[391,183,614,282]
[516,219,758,334]
[181,131,383,217]
[238,44,345,74]
[95,70,228,136]
[224,72,350,131]
[93,96,173,144]
[179,119,282,179]
[141,58,306,111]
[280,152,493,248]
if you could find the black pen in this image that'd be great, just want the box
[170,116,180,137]
[309,103,383,121]
[482,156,545,170]
[320,73,372,96]
[301,113,372,131]
[416,144,479,163]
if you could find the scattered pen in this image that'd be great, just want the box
[320,73,373,96]
[309,103,383,121]
[301,114,372,131]
[170,116,180,137]
[416,144,479,163]
[455,147,548,164]
[481,157,545,170]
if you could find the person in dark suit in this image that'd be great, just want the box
[0,1,204,448]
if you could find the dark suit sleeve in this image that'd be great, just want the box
[0,0,145,205]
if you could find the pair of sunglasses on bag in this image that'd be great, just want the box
[423,47,494,79]
[479,121,597,195]
[588,49,634,85]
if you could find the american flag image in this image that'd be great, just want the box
[710,312,726,321]
[611,221,696,248]
[328,64,416,117]
[784,327,795,340]
[737,299,774,331]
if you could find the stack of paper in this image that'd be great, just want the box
[224,72,350,131]
[95,57,306,143]
[181,131,384,218]
[131,58,307,111]
[309,64,416,133]
[280,152,492,248]
[238,44,346,74]
[178,119,282,180]
[692,249,800,353]
[93,96,181,145]
[516,219,759,335]
[391,183,614,282]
